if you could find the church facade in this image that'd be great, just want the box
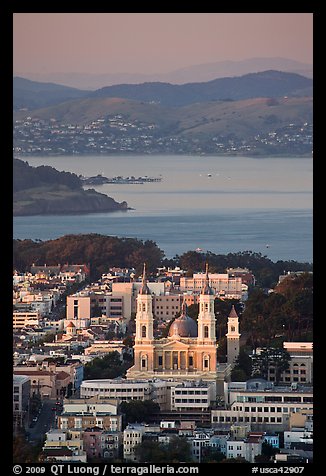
[126,265,240,385]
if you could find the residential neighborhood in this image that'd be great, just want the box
[13,261,313,463]
[13,115,313,157]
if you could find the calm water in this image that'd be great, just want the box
[13,155,313,263]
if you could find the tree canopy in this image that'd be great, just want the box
[83,351,132,379]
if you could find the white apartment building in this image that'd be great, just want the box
[80,379,169,409]
[171,381,216,411]
[284,428,313,449]
[13,375,30,426]
[226,437,262,462]
[123,424,145,462]
[212,385,313,432]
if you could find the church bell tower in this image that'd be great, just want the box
[226,305,241,366]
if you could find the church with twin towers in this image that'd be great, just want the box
[126,263,241,388]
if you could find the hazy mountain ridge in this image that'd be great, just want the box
[14,57,312,89]
[13,77,89,111]
[92,70,312,107]
[14,70,312,111]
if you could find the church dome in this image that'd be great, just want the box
[168,302,198,337]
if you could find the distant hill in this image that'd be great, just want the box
[92,71,312,107]
[14,57,312,89]
[14,70,312,111]
[13,159,128,216]
[13,77,89,111]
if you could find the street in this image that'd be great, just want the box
[27,398,59,443]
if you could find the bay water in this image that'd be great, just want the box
[13,155,313,263]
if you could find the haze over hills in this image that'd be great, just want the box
[13,77,89,111]
[14,70,312,111]
[91,70,312,107]
[14,57,312,89]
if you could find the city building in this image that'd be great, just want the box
[179,272,243,300]
[13,375,30,429]
[13,311,42,330]
[212,379,313,432]
[82,427,121,460]
[41,429,87,462]
[58,396,122,432]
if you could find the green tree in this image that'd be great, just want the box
[119,400,160,424]
[220,456,249,463]
[167,436,192,462]
[251,348,290,384]
[134,440,167,463]
[201,446,224,462]
[84,351,132,379]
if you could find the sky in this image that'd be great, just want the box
[13,13,313,75]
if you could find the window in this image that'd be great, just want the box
[158,356,163,366]
[141,359,146,368]
[14,386,19,393]
[141,326,146,338]
[204,326,209,338]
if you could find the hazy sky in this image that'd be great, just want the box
[13,13,313,75]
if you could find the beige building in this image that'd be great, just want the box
[42,429,87,462]
[179,272,243,300]
[58,396,122,432]
[83,340,125,359]
[153,294,182,320]
[13,311,41,330]
[66,294,91,320]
